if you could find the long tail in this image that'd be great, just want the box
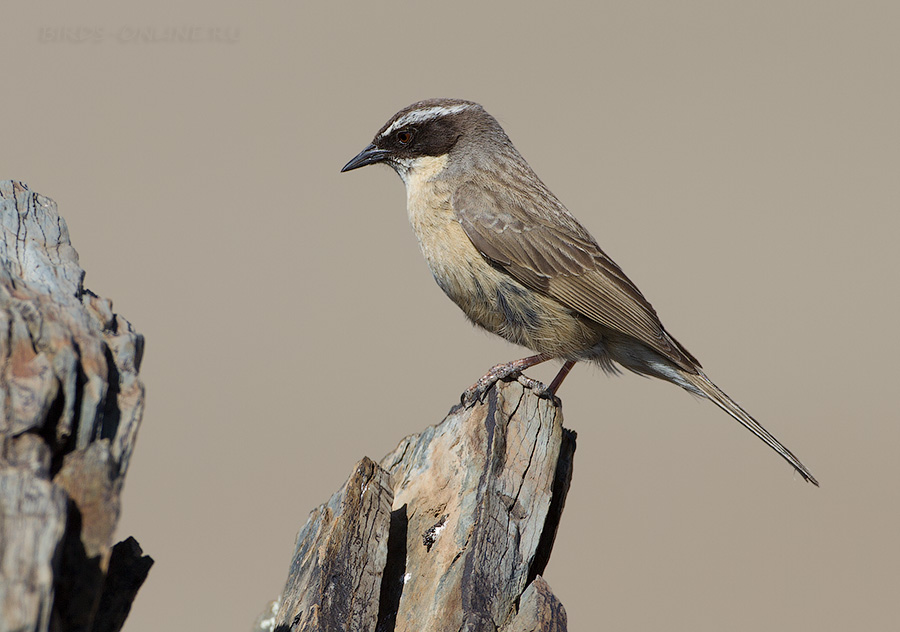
[680,370,819,486]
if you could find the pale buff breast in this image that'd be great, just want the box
[397,155,602,359]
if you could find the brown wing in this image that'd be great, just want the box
[452,180,699,370]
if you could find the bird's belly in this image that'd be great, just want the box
[406,188,599,358]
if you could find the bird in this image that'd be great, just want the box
[341,97,818,485]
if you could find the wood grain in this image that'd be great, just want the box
[0,181,150,632]
[261,380,574,632]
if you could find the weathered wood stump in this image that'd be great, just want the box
[259,381,575,632]
[0,181,151,632]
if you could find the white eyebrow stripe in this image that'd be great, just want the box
[379,103,474,138]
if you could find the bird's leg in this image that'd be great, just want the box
[461,353,553,406]
[546,360,576,395]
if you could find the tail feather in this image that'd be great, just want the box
[681,370,819,486]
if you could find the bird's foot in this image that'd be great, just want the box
[460,361,517,407]
[514,373,562,406]
[460,356,560,407]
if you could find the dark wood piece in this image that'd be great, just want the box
[0,181,150,632]
[261,381,575,632]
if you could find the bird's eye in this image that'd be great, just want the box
[396,129,414,145]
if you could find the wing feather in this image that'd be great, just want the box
[453,180,698,370]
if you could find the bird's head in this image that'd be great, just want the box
[341,98,503,182]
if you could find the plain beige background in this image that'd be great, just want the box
[2,2,898,630]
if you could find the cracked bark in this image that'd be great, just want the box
[258,380,574,632]
[0,181,151,632]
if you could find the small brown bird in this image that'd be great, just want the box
[342,98,817,485]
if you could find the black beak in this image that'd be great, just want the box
[341,143,391,172]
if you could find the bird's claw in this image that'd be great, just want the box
[460,375,505,407]
[515,374,562,406]
[460,370,560,408]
